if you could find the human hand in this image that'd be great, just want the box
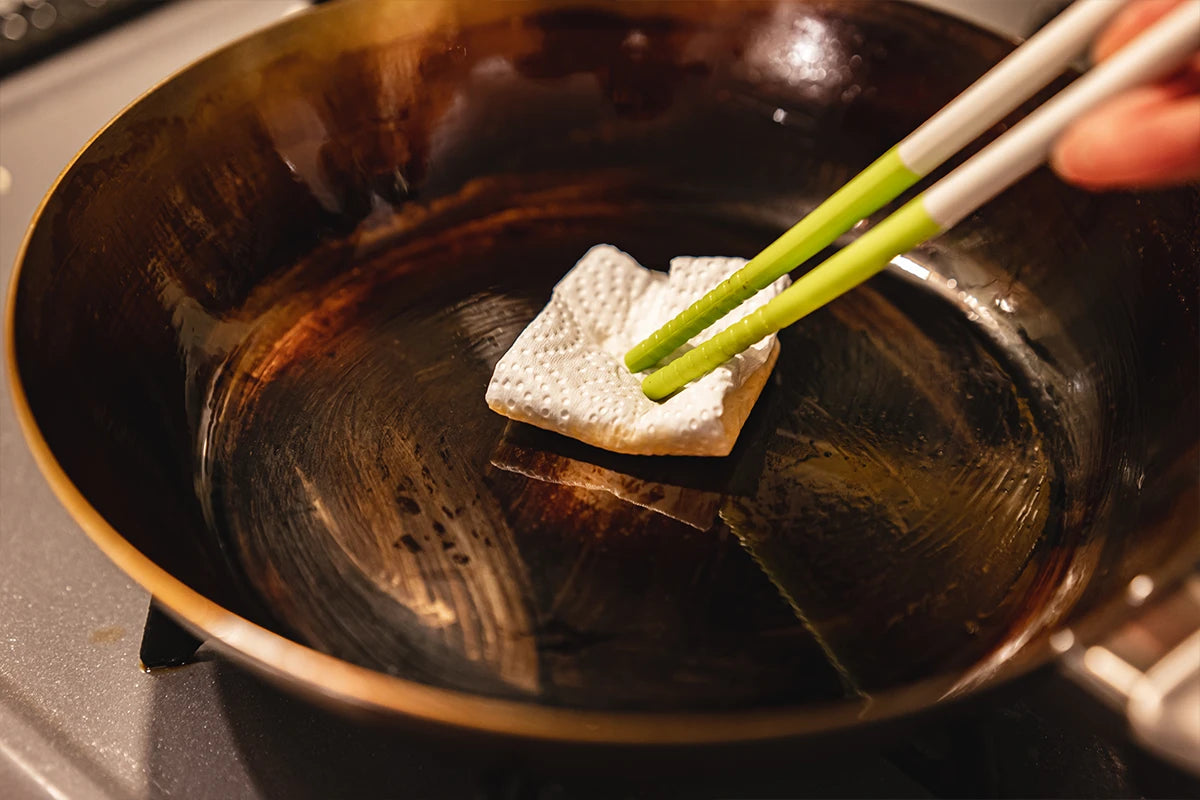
[1051,0,1200,189]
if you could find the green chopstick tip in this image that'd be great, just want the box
[624,348,647,373]
[641,371,674,402]
[623,146,919,384]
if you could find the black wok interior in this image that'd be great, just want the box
[11,0,1199,719]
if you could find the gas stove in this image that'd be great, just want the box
[0,1,1188,798]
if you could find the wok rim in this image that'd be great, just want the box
[4,0,1194,746]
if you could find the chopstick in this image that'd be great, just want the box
[636,0,1199,401]
[625,0,1128,377]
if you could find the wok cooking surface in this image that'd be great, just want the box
[200,174,1059,708]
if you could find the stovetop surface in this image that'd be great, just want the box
[1,1,1189,798]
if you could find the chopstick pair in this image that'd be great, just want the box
[629,0,1200,401]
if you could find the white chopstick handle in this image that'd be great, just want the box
[898,0,1130,176]
[924,0,1200,229]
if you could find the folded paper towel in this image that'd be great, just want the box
[485,245,789,456]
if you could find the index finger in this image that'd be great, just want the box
[1092,0,1188,61]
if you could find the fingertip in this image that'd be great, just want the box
[1051,123,1100,188]
[1054,94,1200,190]
[1049,140,1079,184]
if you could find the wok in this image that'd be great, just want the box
[7,0,1200,768]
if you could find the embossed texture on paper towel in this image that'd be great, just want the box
[485,245,789,456]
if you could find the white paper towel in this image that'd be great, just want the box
[485,244,789,456]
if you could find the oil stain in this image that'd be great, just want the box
[89,625,126,645]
